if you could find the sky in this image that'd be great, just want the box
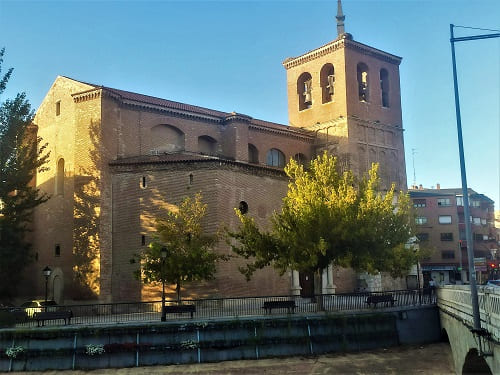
[1,0,499,208]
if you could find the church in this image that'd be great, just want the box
[27,2,407,303]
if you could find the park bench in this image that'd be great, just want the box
[163,304,196,318]
[263,300,296,314]
[34,310,73,327]
[366,294,396,307]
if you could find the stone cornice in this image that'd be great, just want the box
[72,88,102,103]
[283,38,346,70]
[348,115,403,131]
[282,38,402,70]
[248,124,315,143]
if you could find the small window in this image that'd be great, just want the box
[456,196,464,206]
[415,217,427,225]
[56,101,61,116]
[266,148,285,168]
[35,252,39,261]
[416,233,429,242]
[440,233,453,241]
[248,144,259,164]
[189,173,194,185]
[238,201,248,214]
[481,218,486,225]
[55,244,61,257]
[439,215,452,224]
[141,235,146,246]
[56,158,65,195]
[472,217,481,225]
[320,63,335,103]
[471,200,481,207]
[297,72,313,111]
[140,176,147,189]
[413,199,426,208]
[437,198,451,207]
[442,251,455,259]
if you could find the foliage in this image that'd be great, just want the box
[85,343,105,356]
[228,152,415,281]
[5,345,24,358]
[0,48,50,298]
[133,193,228,302]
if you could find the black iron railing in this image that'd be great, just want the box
[6,288,436,328]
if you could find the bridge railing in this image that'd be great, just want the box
[5,288,435,328]
[438,285,500,342]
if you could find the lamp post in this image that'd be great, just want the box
[42,266,52,311]
[160,247,167,322]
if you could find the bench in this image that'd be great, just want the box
[163,304,196,318]
[34,310,73,327]
[263,300,296,314]
[366,294,396,307]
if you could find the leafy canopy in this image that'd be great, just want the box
[228,152,415,280]
[0,48,50,299]
[133,193,228,302]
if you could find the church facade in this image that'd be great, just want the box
[27,5,407,303]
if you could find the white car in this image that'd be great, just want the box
[20,300,58,317]
[486,280,500,287]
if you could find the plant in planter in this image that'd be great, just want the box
[5,345,24,359]
[85,344,105,356]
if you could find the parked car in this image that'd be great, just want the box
[20,300,58,317]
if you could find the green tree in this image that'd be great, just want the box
[228,152,415,290]
[0,48,50,299]
[133,193,228,303]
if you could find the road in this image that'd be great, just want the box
[16,342,454,374]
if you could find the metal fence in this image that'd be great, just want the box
[9,288,436,328]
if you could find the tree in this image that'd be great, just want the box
[133,193,228,303]
[227,152,415,290]
[0,48,50,299]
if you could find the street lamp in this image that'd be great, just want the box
[42,266,52,311]
[160,247,167,322]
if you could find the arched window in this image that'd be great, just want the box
[293,153,308,166]
[198,135,217,155]
[357,63,369,102]
[150,124,185,153]
[248,144,259,164]
[320,64,335,103]
[56,158,64,195]
[266,148,285,168]
[380,69,389,107]
[297,72,313,111]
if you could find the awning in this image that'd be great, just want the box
[422,266,457,271]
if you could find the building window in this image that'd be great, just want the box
[56,101,61,116]
[440,233,453,241]
[189,173,194,185]
[437,198,451,207]
[442,251,455,259]
[141,235,146,246]
[481,218,486,225]
[357,63,369,102]
[266,148,285,168]
[238,201,248,214]
[141,176,147,189]
[55,244,61,257]
[293,153,308,166]
[415,217,427,225]
[198,135,217,155]
[471,200,481,207]
[380,69,389,107]
[297,72,313,111]
[413,199,426,208]
[320,63,335,103]
[416,233,429,242]
[56,158,64,195]
[472,217,481,225]
[456,196,463,206]
[438,215,452,224]
[248,144,259,164]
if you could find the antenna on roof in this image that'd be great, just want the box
[336,0,346,37]
[412,148,417,188]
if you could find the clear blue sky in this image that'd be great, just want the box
[1,0,499,207]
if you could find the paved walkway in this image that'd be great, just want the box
[17,343,454,374]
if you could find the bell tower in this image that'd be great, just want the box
[282,0,407,190]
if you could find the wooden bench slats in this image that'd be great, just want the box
[164,305,196,318]
[263,300,296,314]
[34,310,73,326]
[366,294,396,307]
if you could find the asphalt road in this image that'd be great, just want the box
[16,342,454,375]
